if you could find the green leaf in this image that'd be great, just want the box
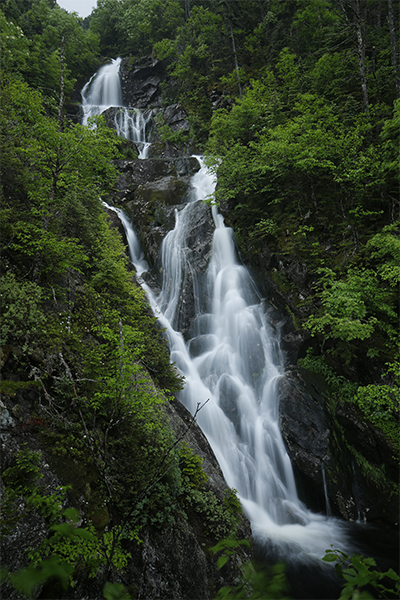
[335,563,344,579]
[217,555,230,569]
[322,553,337,562]
[103,581,131,599]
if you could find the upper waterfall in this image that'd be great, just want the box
[81,57,123,124]
[81,57,151,159]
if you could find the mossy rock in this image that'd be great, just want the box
[0,379,42,396]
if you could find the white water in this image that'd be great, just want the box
[108,161,348,561]
[81,57,151,159]
[82,62,349,562]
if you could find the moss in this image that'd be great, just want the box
[270,268,291,295]
[0,379,42,396]
[39,429,104,517]
[347,445,388,490]
[286,306,302,331]
[88,503,109,530]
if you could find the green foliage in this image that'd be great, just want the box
[211,537,290,600]
[89,0,127,57]
[1,447,133,595]
[2,446,42,498]
[179,442,208,489]
[154,114,189,146]
[3,556,74,598]
[1,1,99,99]
[298,350,356,403]
[322,547,400,600]
[355,384,399,423]
[0,10,30,75]
[215,562,290,600]
[0,272,46,352]
[211,536,251,570]
[184,487,243,539]
[305,269,378,343]
[121,0,184,57]
[249,218,278,241]
[103,581,132,600]
[299,349,399,451]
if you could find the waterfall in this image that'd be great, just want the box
[104,161,349,562]
[81,57,151,159]
[153,161,349,560]
[81,57,123,124]
[81,62,350,563]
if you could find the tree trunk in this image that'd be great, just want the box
[57,36,65,133]
[184,0,190,22]
[354,0,369,113]
[388,0,400,97]
[224,5,242,99]
[337,0,369,113]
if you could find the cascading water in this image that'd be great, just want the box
[153,161,349,560]
[105,159,349,563]
[81,57,151,159]
[81,60,398,595]
[80,59,350,564]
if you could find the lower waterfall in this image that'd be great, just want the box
[107,159,350,563]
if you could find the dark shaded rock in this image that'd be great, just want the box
[278,368,399,526]
[120,56,165,108]
[335,403,399,525]
[136,175,190,208]
[159,200,215,338]
[278,371,335,516]
[147,104,194,159]
[113,157,200,205]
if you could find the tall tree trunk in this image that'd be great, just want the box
[57,36,65,133]
[228,19,242,98]
[184,0,191,22]
[338,0,369,113]
[388,0,400,97]
[258,0,265,20]
[51,36,66,203]
[354,0,369,113]
[222,1,242,99]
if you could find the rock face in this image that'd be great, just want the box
[278,368,399,526]
[120,55,165,109]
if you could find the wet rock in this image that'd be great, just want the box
[113,157,200,205]
[135,175,190,208]
[161,200,215,337]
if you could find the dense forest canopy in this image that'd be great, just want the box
[0,0,399,598]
